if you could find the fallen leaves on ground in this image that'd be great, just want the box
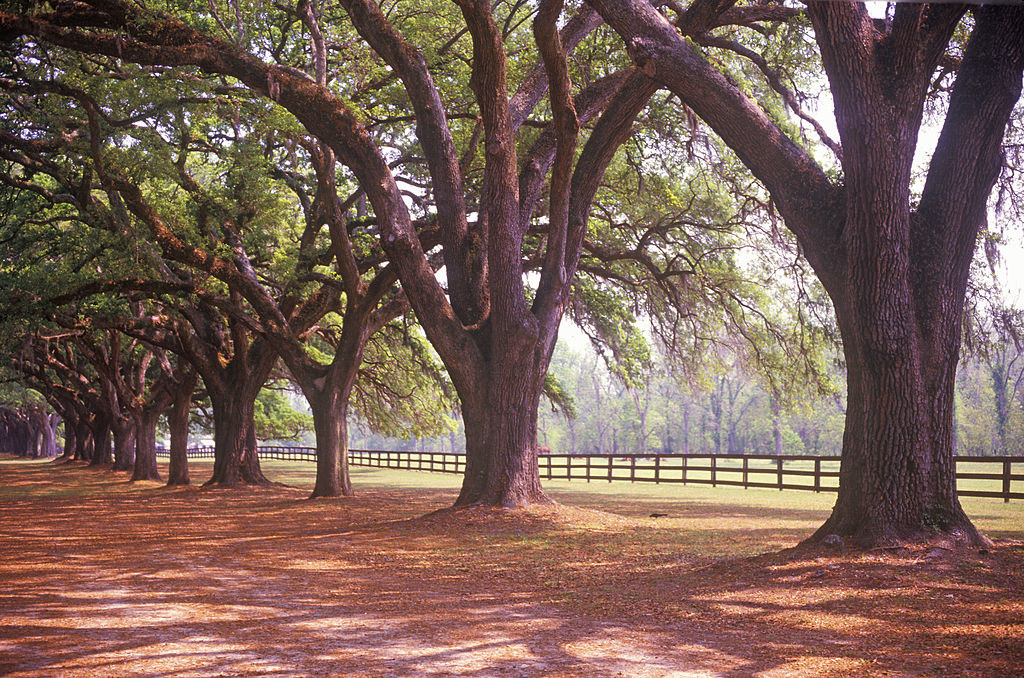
[0,457,1021,677]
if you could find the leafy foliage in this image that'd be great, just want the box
[254,384,314,442]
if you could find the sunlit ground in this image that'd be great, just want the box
[0,455,1021,677]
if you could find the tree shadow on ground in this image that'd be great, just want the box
[1,456,1021,677]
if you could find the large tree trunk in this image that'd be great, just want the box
[131,409,163,482]
[206,388,268,486]
[89,414,112,466]
[25,417,40,457]
[26,411,58,458]
[18,416,33,456]
[73,417,93,461]
[167,370,196,486]
[795,4,1024,548]
[455,339,551,508]
[308,389,352,498]
[812,303,982,546]
[292,318,365,499]
[111,418,136,471]
[571,0,1023,547]
[804,51,980,544]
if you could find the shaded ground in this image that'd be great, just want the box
[0,456,1022,677]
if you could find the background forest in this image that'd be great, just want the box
[349,322,1024,458]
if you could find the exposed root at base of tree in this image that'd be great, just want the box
[200,477,282,489]
[308,488,353,499]
[451,490,557,510]
[798,522,994,554]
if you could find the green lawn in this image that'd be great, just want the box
[242,457,1024,541]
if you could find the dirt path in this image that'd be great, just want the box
[1,458,1022,676]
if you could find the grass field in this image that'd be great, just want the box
[256,456,1024,543]
[1,455,1022,676]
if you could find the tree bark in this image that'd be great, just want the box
[583,0,1024,546]
[73,417,93,461]
[455,336,551,508]
[167,369,196,486]
[175,304,276,487]
[801,3,1024,548]
[45,414,60,458]
[89,414,112,466]
[295,318,368,499]
[812,310,981,546]
[131,409,163,482]
[206,387,268,486]
[29,410,58,458]
[111,418,136,471]
[308,388,352,498]
[31,421,43,458]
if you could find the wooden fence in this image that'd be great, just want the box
[158,447,1024,502]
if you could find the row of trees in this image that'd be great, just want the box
[8,325,1019,468]
[0,399,60,459]
[1,0,1022,547]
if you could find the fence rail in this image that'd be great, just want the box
[156,447,1024,502]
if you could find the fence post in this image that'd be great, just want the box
[711,455,717,487]
[567,455,572,481]
[586,454,592,483]
[1005,459,1012,504]
[682,455,687,485]
[814,458,821,493]
[777,457,783,490]
[630,455,636,483]
[608,455,613,482]
[742,456,748,488]
[654,455,661,484]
